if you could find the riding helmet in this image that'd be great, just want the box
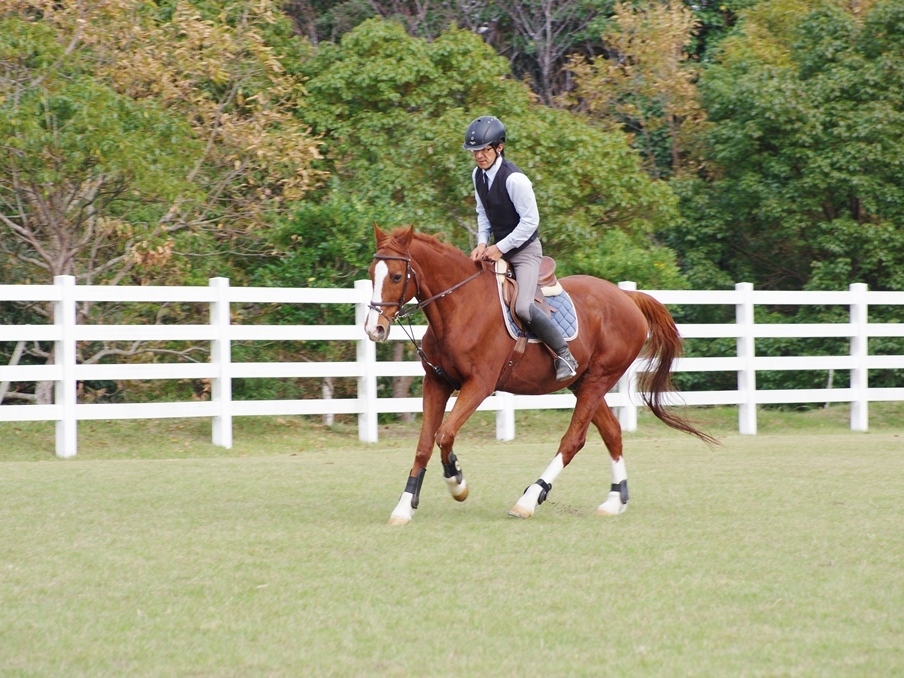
[462,116,506,151]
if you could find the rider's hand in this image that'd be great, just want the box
[481,244,503,262]
[470,243,487,261]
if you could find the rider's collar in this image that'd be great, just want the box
[483,155,504,186]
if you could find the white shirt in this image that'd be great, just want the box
[473,156,540,254]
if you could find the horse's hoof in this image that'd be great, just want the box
[387,514,411,526]
[445,476,469,502]
[507,505,533,519]
[595,503,627,517]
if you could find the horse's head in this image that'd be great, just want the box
[364,224,418,342]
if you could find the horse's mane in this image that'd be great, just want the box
[387,227,471,263]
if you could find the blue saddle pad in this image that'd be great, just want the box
[503,290,579,342]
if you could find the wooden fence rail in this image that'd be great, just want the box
[1,276,903,457]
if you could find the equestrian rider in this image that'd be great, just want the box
[464,116,578,381]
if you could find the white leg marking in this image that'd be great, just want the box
[597,457,628,516]
[612,457,627,484]
[509,454,564,518]
[364,261,388,338]
[388,491,415,526]
[510,484,542,518]
[444,475,468,499]
[540,454,565,485]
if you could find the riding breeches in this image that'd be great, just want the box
[505,238,543,322]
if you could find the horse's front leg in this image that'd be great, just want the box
[435,379,495,505]
[389,376,493,525]
[388,373,453,526]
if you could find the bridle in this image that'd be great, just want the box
[368,253,418,321]
[369,251,485,321]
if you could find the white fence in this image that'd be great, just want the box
[1,276,903,458]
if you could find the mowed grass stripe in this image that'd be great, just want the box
[1,420,902,676]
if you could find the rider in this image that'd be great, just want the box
[464,115,578,381]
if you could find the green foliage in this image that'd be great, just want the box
[0,16,202,284]
[233,192,392,403]
[3,78,198,201]
[254,191,385,311]
[301,20,520,240]
[573,228,687,288]
[666,0,904,394]
[667,0,904,296]
[0,17,198,198]
[1,1,323,289]
[685,0,760,61]
[7,2,904,407]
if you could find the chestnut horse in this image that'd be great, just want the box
[365,225,715,525]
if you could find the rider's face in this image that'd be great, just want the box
[471,145,499,170]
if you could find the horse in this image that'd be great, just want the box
[364,225,716,525]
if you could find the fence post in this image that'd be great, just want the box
[495,391,515,441]
[736,282,757,434]
[54,275,78,458]
[617,281,638,432]
[849,282,869,431]
[355,279,378,443]
[209,277,232,448]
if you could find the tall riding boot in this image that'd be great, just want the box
[527,305,578,380]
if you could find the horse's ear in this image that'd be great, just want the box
[373,222,388,247]
[398,225,414,248]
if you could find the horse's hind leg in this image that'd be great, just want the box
[507,452,567,518]
[591,402,629,516]
[508,391,601,518]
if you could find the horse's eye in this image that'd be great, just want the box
[392,274,403,283]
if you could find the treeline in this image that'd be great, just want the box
[1,0,903,405]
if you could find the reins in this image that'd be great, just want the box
[369,252,486,319]
[397,269,484,319]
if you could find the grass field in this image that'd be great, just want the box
[2,405,903,676]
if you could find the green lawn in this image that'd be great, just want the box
[1,406,902,675]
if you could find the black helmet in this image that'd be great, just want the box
[462,116,506,151]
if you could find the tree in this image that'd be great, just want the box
[283,0,611,104]
[490,0,607,105]
[0,0,322,402]
[684,0,759,62]
[664,0,904,395]
[566,0,707,179]
[0,15,198,283]
[669,0,904,292]
[299,18,686,287]
[1,0,322,287]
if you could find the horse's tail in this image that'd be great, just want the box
[626,291,720,447]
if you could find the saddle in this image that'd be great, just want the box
[491,256,578,390]
[495,256,563,329]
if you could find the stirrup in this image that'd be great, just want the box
[555,355,577,380]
